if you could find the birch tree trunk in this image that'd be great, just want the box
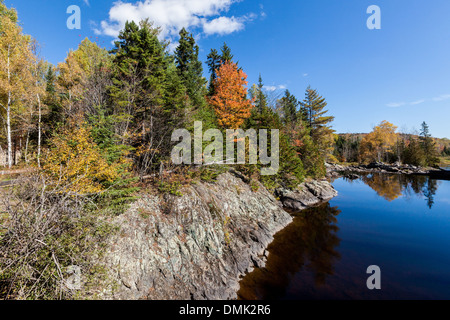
[7,44,12,169]
[37,93,42,168]
[25,130,29,163]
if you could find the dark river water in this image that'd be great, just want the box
[238,173,450,300]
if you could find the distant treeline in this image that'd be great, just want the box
[333,121,447,167]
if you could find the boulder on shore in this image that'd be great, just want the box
[276,180,338,211]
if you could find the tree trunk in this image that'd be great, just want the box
[7,45,12,169]
[25,130,30,163]
[13,138,16,166]
[37,93,42,168]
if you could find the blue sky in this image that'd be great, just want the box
[5,0,450,138]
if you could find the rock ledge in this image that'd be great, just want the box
[102,172,337,300]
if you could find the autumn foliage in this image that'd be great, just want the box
[209,61,253,129]
[360,120,398,163]
[43,120,126,195]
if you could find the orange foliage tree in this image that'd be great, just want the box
[209,61,253,129]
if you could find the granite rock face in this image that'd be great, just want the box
[102,173,337,300]
[277,180,338,211]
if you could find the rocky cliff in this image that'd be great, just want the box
[102,172,337,300]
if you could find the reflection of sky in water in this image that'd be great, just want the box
[238,175,450,300]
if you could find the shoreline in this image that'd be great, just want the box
[102,171,338,300]
[326,162,450,181]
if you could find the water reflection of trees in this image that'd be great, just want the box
[423,179,438,209]
[238,203,341,300]
[357,173,440,208]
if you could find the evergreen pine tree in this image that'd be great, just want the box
[207,43,235,96]
[244,103,305,189]
[206,48,221,96]
[294,120,326,178]
[110,20,168,112]
[45,65,56,93]
[299,86,335,157]
[420,121,439,167]
[249,74,268,114]
[109,20,185,175]
[174,28,206,107]
[403,136,426,167]
[220,42,234,63]
[42,65,63,133]
[300,86,334,132]
[279,90,299,125]
[256,74,268,114]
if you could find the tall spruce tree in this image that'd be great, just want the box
[45,65,56,93]
[109,20,185,176]
[109,20,168,134]
[299,86,335,157]
[174,28,206,107]
[300,86,334,132]
[42,65,64,137]
[207,43,235,96]
[220,42,234,63]
[420,121,439,166]
[206,48,221,96]
[110,20,167,111]
[249,74,268,114]
[256,74,268,114]
[279,89,299,125]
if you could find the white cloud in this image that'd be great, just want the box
[83,0,90,5]
[259,3,266,19]
[432,94,450,102]
[303,73,308,77]
[264,84,286,92]
[410,99,425,105]
[386,93,450,108]
[203,16,244,35]
[95,0,252,40]
[386,102,406,108]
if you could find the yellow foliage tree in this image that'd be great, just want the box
[56,39,111,116]
[43,120,123,195]
[362,173,403,202]
[0,8,35,168]
[56,51,85,113]
[360,120,398,163]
